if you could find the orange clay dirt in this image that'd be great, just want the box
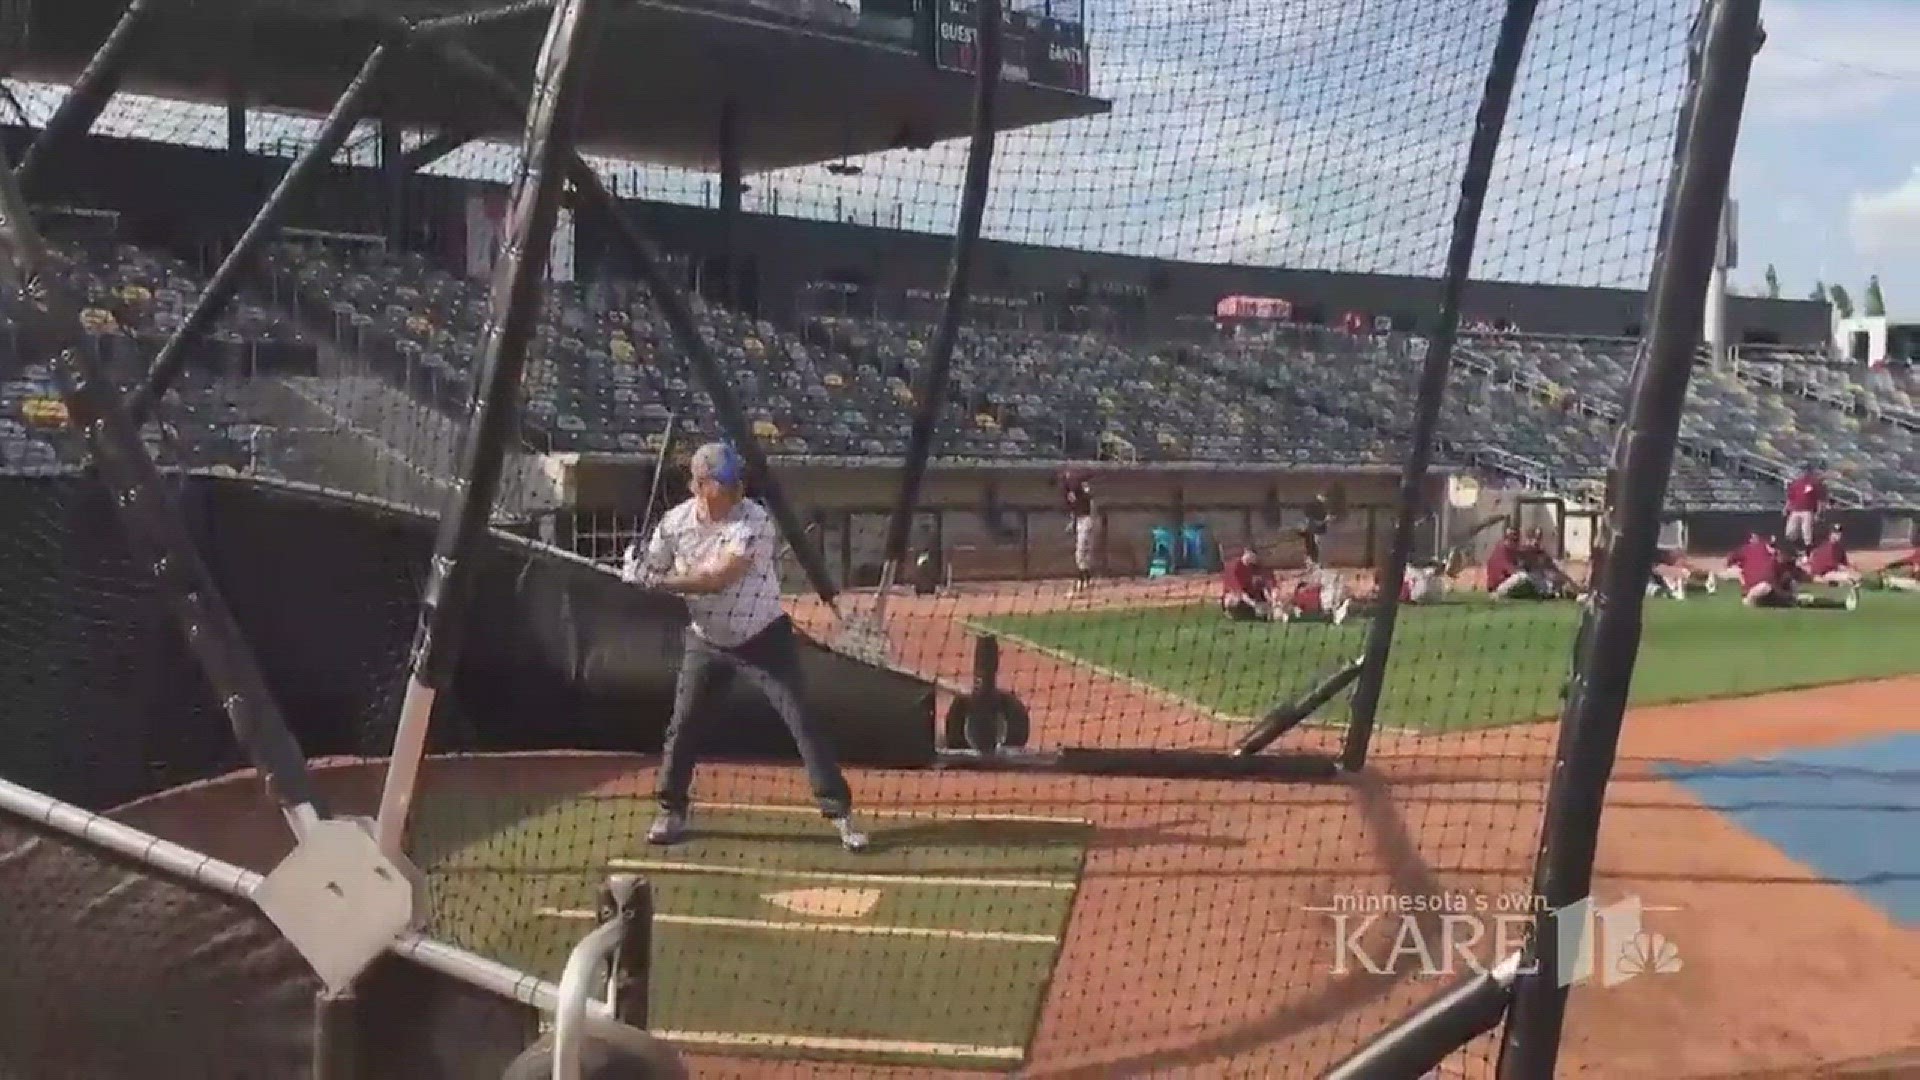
[112,577,1920,1079]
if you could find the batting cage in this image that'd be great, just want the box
[0,0,1765,1074]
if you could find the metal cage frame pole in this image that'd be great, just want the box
[416,35,844,608]
[1339,0,1542,773]
[371,0,604,856]
[1322,952,1523,1079]
[0,143,324,837]
[872,0,1002,620]
[126,44,395,424]
[13,0,153,194]
[1495,2,1763,1074]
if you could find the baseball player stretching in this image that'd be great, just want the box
[1279,565,1356,624]
[1221,548,1282,621]
[622,443,869,852]
[1734,541,1857,611]
[1874,549,1920,593]
[1063,471,1099,595]
[1803,524,1862,587]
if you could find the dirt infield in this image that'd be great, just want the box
[109,671,1919,1077]
[98,575,1920,1076]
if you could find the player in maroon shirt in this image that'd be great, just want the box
[1783,464,1826,550]
[1280,567,1356,625]
[1802,524,1861,586]
[1522,527,1578,596]
[1485,528,1523,595]
[1744,544,1856,610]
[1712,532,1768,590]
[1875,549,1920,594]
[1220,549,1281,622]
[1489,527,1572,600]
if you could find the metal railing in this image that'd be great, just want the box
[548,874,661,1080]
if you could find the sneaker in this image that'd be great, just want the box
[647,810,688,846]
[1331,598,1353,626]
[832,816,870,853]
[1845,587,1860,612]
[1704,574,1718,595]
[1672,582,1688,601]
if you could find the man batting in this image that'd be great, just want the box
[622,442,868,852]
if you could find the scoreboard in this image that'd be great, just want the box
[932,0,1090,95]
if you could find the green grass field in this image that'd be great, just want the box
[981,589,1920,732]
[411,796,1091,1070]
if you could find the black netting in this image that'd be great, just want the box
[5,0,1899,1077]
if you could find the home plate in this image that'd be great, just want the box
[763,887,882,919]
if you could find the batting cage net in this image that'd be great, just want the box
[0,0,1772,1075]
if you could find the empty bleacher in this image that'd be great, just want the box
[10,238,1906,517]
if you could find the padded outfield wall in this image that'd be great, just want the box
[553,457,1444,582]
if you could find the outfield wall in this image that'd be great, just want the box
[553,458,1448,582]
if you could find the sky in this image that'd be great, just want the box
[3,0,1912,316]
[1737,0,1920,316]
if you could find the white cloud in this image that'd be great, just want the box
[2,0,1703,290]
[1748,0,1920,120]
[1849,169,1920,257]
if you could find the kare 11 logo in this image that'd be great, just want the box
[1309,891,1683,987]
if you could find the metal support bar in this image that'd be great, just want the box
[398,127,484,174]
[226,85,247,158]
[14,0,154,194]
[1340,0,1541,773]
[599,875,652,1027]
[413,0,555,36]
[715,99,741,308]
[380,118,405,244]
[373,0,602,857]
[639,410,681,539]
[875,0,1001,614]
[551,918,626,1080]
[1233,655,1364,757]
[126,45,392,426]
[415,35,842,606]
[312,988,358,1080]
[1496,3,1762,1075]
[0,773,564,1023]
[0,151,323,836]
[1322,953,1520,1080]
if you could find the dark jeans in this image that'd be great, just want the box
[656,615,854,818]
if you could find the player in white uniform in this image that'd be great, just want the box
[623,443,868,851]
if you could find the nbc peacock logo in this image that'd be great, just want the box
[1554,895,1684,988]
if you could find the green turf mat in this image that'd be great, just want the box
[415,797,1091,1070]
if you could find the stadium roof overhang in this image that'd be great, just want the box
[11,0,1112,173]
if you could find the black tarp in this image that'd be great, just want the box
[0,473,936,812]
[0,805,539,1079]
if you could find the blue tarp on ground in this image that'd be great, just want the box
[1659,733,1920,928]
